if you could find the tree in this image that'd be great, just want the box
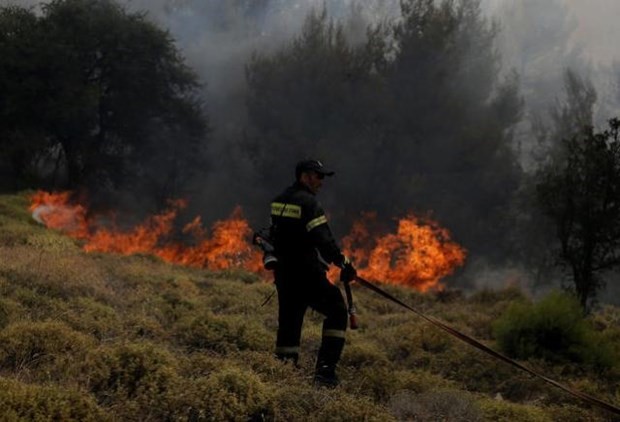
[244,7,389,208]
[0,6,49,190]
[548,69,597,153]
[244,1,524,258]
[536,119,620,309]
[42,0,208,196]
[383,0,523,258]
[0,0,209,204]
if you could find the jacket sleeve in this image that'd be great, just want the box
[304,200,345,266]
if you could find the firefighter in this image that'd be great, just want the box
[269,159,356,387]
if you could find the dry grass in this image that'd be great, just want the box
[0,192,617,420]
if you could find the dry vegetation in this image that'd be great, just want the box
[0,192,618,421]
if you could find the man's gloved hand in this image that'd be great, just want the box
[339,257,357,283]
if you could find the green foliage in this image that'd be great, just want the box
[493,291,617,368]
[187,367,275,421]
[0,378,107,421]
[0,8,50,190]
[478,397,552,422]
[174,311,272,353]
[85,342,180,400]
[0,0,208,200]
[0,321,95,378]
[536,118,620,308]
[388,389,482,422]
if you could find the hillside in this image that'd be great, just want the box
[0,192,618,421]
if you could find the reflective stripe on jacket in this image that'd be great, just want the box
[270,182,344,271]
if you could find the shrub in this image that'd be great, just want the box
[388,389,482,422]
[340,341,389,369]
[0,377,107,421]
[478,397,552,421]
[273,385,392,422]
[174,312,272,353]
[314,392,394,421]
[61,297,122,340]
[544,403,608,422]
[84,342,180,401]
[0,297,22,329]
[0,321,95,378]
[187,367,275,421]
[392,369,456,394]
[493,291,617,369]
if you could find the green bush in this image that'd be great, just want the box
[388,389,481,422]
[187,367,275,421]
[85,342,180,401]
[0,377,107,421]
[478,397,552,421]
[493,291,616,368]
[174,312,272,353]
[314,392,394,421]
[0,321,95,378]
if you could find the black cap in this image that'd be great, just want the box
[295,159,335,179]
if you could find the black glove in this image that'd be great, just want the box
[340,260,357,283]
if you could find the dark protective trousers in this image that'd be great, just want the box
[274,267,347,369]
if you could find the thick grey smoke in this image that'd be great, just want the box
[115,0,620,215]
[117,0,401,224]
[8,0,619,214]
[484,0,620,168]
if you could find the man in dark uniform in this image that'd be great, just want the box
[269,159,356,387]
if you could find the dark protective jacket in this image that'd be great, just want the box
[270,181,344,273]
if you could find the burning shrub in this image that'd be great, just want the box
[493,291,617,369]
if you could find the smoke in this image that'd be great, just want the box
[4,0,620,300]
[112,0,620,218]
[483,0,620,168]
[115,0,401,224]
[8,0,617,211]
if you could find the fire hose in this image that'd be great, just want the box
[351,275,620,417]
[343,278,358,330]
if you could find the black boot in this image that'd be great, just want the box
[314,364,339,388]
[314,335,344,387]
[275,352,299,368]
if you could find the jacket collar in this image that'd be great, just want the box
[292,180,314,195]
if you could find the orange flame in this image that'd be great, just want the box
[29,191,465,290]
[332,212,466,291]
[29,191,263,272]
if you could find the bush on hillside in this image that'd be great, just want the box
[187,367,275,421]
[388,389,482,422]
[0,321,95,378]
[174,312,272,353]
[478,397,552,422]
[0,378,106,421]
[493,291,617,369]
[85,342,180,401]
